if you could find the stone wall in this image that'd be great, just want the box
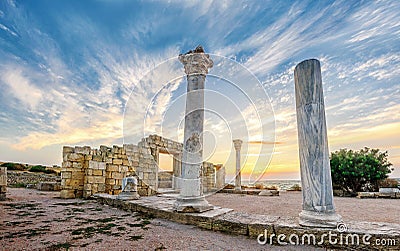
[203,162,216,193]
[61,144,158,199]
[0,167,6,201]
[7,171,60,186]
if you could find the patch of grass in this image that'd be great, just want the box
[53,202,86,206]
[5,203,39,209]
[48,242,73,251]
[97,217,115,223]
[70,222,119,238]
[71,208,85,213]
[9,183,27,188]
[5,220,33,226]
[127,235,143,241]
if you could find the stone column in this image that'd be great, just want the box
[172,153,182,190]
[233,139,243,191]
[0,167,7,201]
[174,45,213,213]
[215,164,225,189]
[294,59,342,227]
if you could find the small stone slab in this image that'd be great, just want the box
[259,190,279,196]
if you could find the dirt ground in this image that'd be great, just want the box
[0,188,325,251]
[207,191,400,224]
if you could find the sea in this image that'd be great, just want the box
[230,179,302,191]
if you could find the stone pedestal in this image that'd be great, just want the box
[233,139,243,191]
[174,46,213,213]
[0,167,6,201]
[294,59,342,228]
[117,176,140,200]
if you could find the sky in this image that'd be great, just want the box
[0,0,399,181]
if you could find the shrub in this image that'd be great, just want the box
[0,162,28,171]
[330,147,393,195]
[29,165,56,174]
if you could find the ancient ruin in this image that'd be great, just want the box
[294,59,342,227]
[60,134,223,199]
[233,139,243,191]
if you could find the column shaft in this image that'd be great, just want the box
[294,59,341,227]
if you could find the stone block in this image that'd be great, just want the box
[98,183,105,192]
[92,155,103,162]
[106,157,113,164]
[71,171,84,180]
[259,190,279,196]
[67,153,85,162]
[75,146,91,155]
[92,169,103,176]
[72,162,83,168]
[107,164,119,172]
[62,161,73,168]
[83,190,92,198]
[60,189,75,199]
[122,159,129,166]
[63,146,75,154]
[84,183,92,190]
[37,182,61,191]
[112,172,123,179]
[65,178,83,187]
[106,179,116,185]
[357,192,377,198]
[113,158,123,165]
[84,154,93,161]
[1,186,7,193]
[119,165,128,173]
[94,176,105,184]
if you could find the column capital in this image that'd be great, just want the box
[179,45,213,75]
[233,139,243,151]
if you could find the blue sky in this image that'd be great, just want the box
[0,0,399,179]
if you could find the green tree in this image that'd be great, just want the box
[330,147,393,195]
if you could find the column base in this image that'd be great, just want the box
[117,191,140,200]
[173,196,213,213]
[299,210,342,228]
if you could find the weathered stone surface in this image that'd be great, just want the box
[93,193,400,250]
[0,167,6,201]
[36,182,61,191]
[259,190,279,196]
[294,59,341,228]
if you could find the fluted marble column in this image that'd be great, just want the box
[174,46,213,213]
[233,139,243,191]
[294,59,342,228]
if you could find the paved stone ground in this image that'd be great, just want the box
[207,191,400,224]
[0,188,323,251]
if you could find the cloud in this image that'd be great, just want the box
[1,67,43,109]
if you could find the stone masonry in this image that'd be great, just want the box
[60,135,224,199]
[0,167,6,201]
